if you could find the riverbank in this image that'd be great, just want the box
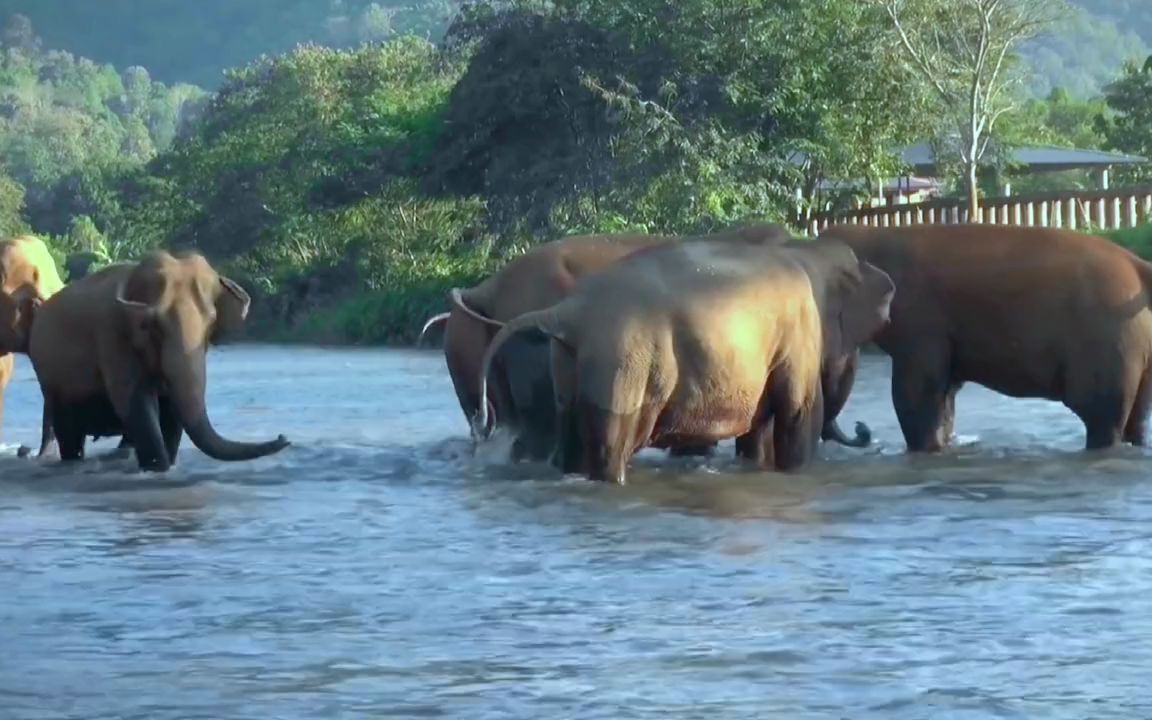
[242,224,1152,347]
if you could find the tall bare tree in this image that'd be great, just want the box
[880,0,1068,219]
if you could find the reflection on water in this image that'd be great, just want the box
[3,347,1152,719]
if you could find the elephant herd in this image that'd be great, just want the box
[0,236,289,472]
[422,223,1152,484]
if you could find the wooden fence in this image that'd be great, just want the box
[805,187,1152,236]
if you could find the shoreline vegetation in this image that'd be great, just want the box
[3,3,1152,348]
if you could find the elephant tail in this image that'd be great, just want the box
[471,303,573,442]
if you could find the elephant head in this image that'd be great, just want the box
[0,283,41,354]
[114,251,289,470]
[790,238,895,443]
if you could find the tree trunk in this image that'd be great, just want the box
[965,161,980,223]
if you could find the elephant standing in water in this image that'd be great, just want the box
[473,236,895,484]
[0,235,65,443]
[420,224,872,462]
[818,223,1152,452]
[420,231,672,461]
[27,250,290,472]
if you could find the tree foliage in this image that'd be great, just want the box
[881,0,1070,214]
[1095,54,1152,183]
[1,1,1151,343]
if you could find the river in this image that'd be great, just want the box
[2,345,1151,719]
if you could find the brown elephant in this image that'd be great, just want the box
[419,223,872,462]
[27,249,290,472]
[817,223,1152,452]
[419,231,671,462]
[471,236,895,483]
[0,235,65,439]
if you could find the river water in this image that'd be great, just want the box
[2,345,1151,719]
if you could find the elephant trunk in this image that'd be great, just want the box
[820,350,872,448]
[821,418,872,447]
[167,349,290,462]
[471,305,567,441]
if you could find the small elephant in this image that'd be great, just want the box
[472,236,895,483]
[818,223,1152,452]
[27,250,290,472]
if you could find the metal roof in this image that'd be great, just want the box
[790,143,1147,174]
[899,142,1147,173]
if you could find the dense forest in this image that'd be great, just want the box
[2,1,1152,344]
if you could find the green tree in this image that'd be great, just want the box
[0,168,26,237]
[881,0,1070,217]
[1096,54,1152,182]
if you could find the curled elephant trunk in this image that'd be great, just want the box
[183,413,291,461]
[821,418,872,447]
[168,350,290,462]
[471,305,568,441]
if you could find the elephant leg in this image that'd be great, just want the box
[1122,368,1152,446]
[51,401,86,462]
[158,397,184,464]
[938,384,960,447]
[548,343,583,474]
[890,351,957,453]
[580,401,642,485]
[122,386,170,472]
[552,400,585,474]
[773,386,824,471]
[736,416,776,468]
[37,401,57,458]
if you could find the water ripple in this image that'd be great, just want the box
[3,349,1152,718]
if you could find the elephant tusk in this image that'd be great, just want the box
[419,312,451,343]
[469,398,496,443]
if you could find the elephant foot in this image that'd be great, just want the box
[16,445,30,459]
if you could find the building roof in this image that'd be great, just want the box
[899,142,1147,173]
[790,143,1147,176]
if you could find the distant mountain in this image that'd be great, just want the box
[0,0,462,88]
[0,0,1148,97]
[1023,3,1149,98]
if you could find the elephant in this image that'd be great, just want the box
[419,231,673,463]
[26,249,291,472]
[0,235,65,442]
[471,235,895,483]
[419,224,872,463]
[64,251,104,283]
[816,223,1152,452]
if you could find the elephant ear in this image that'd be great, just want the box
[834,260,894,357]
[0,283,42,353]
[212,275,251,344]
